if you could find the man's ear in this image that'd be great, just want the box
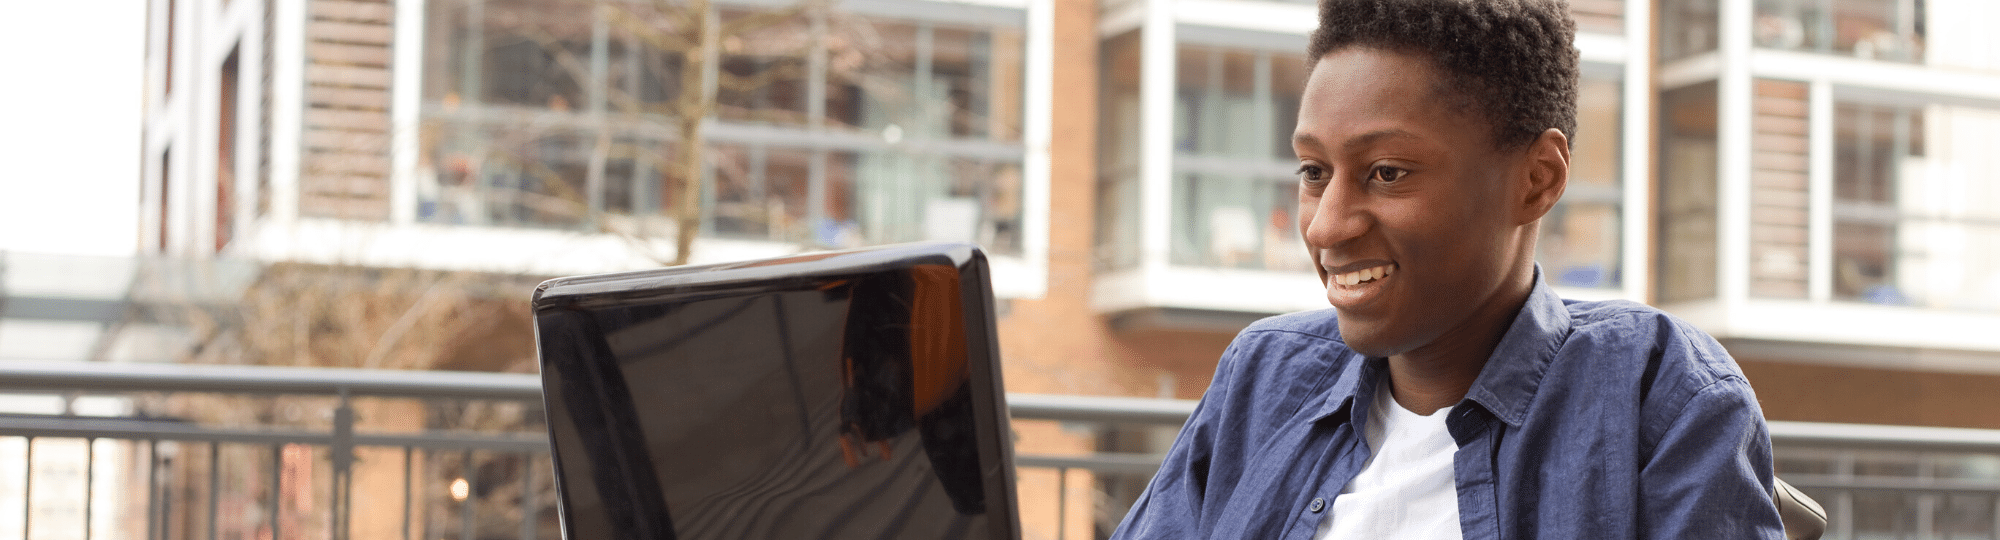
[1517,127,1569,225]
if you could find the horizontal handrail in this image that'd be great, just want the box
[0,414,550,451]
[1006,393,1197,425]
[1767,420,2000,453]
[4,362,2000,454]
[0,360,543,400]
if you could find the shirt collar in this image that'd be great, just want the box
[1310,267,1571,428]
[1460,267,1572,427]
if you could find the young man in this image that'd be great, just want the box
[1109,0,1786,538]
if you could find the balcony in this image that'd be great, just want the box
[0,361,1993,540]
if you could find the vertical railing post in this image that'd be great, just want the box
[404,447,415,540]
[24,436,34,540]
[1056,467,1068,540]
[269,444,282,540]
[150,439,163,540]
[332,389,355,540]
[84,437,94,540]
[520,454,536,540]
[208,443,221,540]
[460,450,475,540]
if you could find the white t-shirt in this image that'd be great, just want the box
[1314,378,1463,539]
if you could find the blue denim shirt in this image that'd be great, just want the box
[1110,276,1785,539]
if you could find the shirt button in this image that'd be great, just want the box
[1309,497,1326,513]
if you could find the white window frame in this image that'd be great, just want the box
[262,0,1051,298]
[1093,0,1652,314]
[1654,13,2000,352]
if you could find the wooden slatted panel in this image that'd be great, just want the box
[305,109,391,132]
[298,0,393,221]
[310,0,391,23]
[307,86,391,111]
[304,152,391,176]
[301,173,394,198]
[308,20,393,46]
[1751,79,1811,298]
[306,65,391,89]
[303,130,389,151]
[306,42,389,67]
[299,193,393,220]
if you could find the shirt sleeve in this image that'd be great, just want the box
[1639,375,1786,540]
[1107,339,1245,539]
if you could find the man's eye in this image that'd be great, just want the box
[1370,166,1407,183]
[1295,164,1328,184]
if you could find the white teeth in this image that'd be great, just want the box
[1332,265,1394,286]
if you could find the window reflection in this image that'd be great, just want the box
[1658,82,1721,304]
[417,0,1027,256]
[1662,0,1722,61]
[1157,44,1624,284]
[1833,99,2000,311]
[1168,42,1309,272]
[1096,30,1143,271]
[1754,0,1925,63]
[1540,69,1625,290]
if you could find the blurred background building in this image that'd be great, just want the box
[0,0,1995,537]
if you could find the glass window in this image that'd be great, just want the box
[825,19,1023,143]
[1833,98,2000,311]
[833,149,1023,252]
[1096,30,1143,271]
[818,18,1027,253]
[1662,0,1722,61]
[1754,0,1924,63]
[418,122,596,228]
[1658,82,1721,303]
[710,143,810,240]
[715,8,811,125]
[417,0,1029,257]
[1540,68,1625,290]
[1168,42,1310,272]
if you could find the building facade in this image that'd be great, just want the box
[142,0,2000,537]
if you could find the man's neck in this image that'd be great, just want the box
[1381,265,1537,416]
[1382,356,1482,416]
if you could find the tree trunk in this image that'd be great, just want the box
[673,0,720,266]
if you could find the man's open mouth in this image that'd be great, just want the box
[1330,264,1395,286]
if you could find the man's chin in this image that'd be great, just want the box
[1333,318,1403,358]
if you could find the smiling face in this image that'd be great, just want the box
[1293,46,1562,361]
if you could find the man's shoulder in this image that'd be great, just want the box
[1239,308,1344,343]
[1555,298,1750,403]
[1560,299,1731,361]
[1209,308,1358,408]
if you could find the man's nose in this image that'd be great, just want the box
[1302,184,1368,248]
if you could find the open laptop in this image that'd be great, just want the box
[532,241,1021,539]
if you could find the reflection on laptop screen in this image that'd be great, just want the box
[533,242,1020,539]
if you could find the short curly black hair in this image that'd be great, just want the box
[1306,0,1578,150]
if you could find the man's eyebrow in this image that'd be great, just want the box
[1342,129,1420,151]
[1290,129,1420,154]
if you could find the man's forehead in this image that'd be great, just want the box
[1295,48,1493,153]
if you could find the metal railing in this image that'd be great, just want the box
[0,361,554,540]
[0,362,1997,540]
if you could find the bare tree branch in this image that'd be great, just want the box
[603,3,696,53]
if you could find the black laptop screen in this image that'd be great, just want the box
[532,243,1018,539]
